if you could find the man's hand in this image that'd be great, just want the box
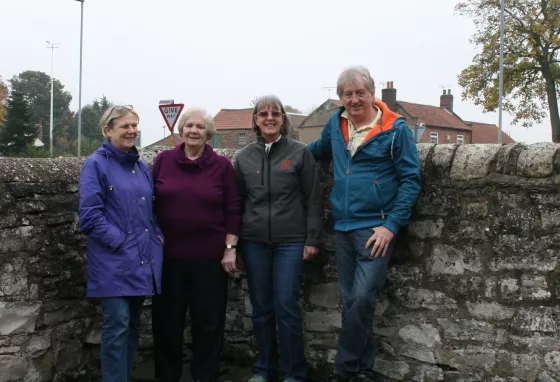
[365,226,394,258]
[303,245,319,260]
[221,250,237,273]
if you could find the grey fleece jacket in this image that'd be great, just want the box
[234,135,323,246]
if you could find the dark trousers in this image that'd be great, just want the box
[152,258,228,382]
[241,241,307,382]
[100,296,145,382]
[334,228,394,378]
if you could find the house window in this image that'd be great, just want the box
[238,131,247,146]
[457,135,464,145]
[213,134,221,148]
[430,132,438,144]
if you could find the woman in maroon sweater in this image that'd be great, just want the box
[151,107,241,382]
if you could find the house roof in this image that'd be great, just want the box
[397,101,472,131]
[145,134,183,148]
[214,108,254,130]
[466,121,516,144]
[213,108,308,130]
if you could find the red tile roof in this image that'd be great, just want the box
[466,121,516,144]
[397,101,472,131]
[213,108,308,130]
[214,108,254,130]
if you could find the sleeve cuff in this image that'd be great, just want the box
[105,228,125,251]
[383,220,400,236]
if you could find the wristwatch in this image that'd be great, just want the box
[225,244,237,250]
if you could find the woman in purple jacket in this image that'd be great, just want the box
[78,105,164,382]
[151,107,241,382]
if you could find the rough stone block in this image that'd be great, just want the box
[509,335,560,353]
[417,144,434,173]
[497,351,541,381]
[397,324,441,347]
[517,143,559,178]
[427,244,482,276]
[450,144,501,181]
[0,226,43,253]
[304,312,341,332]
[23,350,53,382]
[431,144,457,179]
[491,235,558,272]
[512,307,559,333]
[309,283,340,309]
[0,355,27,382]
[462,202,489,219]
[408,219,444,239]
[373,356,411,380]
[541,209,560,229]
[0,302,41,336]
[395,287,457,310]
[544,351,560,375]
[412,365,444,382]
[436,345,496,372]
[437,318,495,342]
[24,333,51,356]
[500,276,551,301]
[0,257,28,297]
[466,301,516,321]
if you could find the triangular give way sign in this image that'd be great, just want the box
[159,103,185,133]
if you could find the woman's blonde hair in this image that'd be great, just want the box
[100,105,140,137]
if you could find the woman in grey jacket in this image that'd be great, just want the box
[234,95,323,382]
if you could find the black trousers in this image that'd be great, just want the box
[153,258,228,382]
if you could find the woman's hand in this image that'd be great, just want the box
[221,249,237,273]
[303,245,319,260]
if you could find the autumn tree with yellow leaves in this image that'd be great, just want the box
[456,0,560,142]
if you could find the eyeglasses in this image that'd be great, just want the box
[104,105,134,125]
[256,111,283,118]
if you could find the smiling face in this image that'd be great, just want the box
[104,113,138,152]
[254,104,284,143]
[181,111,207,150]
[340,76,376,124]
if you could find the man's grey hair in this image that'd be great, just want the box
[336,66,376,98]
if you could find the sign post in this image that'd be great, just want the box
[158,103,185,146]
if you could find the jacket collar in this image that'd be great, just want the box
[256,134,286,150]
[175,143,216,170]
[103,140,139,165]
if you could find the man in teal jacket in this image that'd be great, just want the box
[308,66,421,382]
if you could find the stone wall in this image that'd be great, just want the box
[0,142,559,381]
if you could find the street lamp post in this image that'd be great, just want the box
[75,0,85,156]
[46,41,60,157]
[498,0,505,144]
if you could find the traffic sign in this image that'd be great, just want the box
[159,103,184,133]
[158,103,184,147]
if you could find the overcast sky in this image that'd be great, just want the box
[1,0,553,146]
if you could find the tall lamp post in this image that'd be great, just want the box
[75,0,85,156]
[498,0,505,144]
[46,41,60,157]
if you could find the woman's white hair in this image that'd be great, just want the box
[177,107,216,140]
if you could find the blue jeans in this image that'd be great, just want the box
[334,228,393,378]
[241,241,307,382]
[101,296,145,382]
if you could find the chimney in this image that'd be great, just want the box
[382,81,397,112]
[440,88,453,111]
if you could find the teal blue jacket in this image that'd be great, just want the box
[308,100,421,233]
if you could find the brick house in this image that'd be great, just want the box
[146,109,307,149]
[211,108,306,149]
[298,82,514,145]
